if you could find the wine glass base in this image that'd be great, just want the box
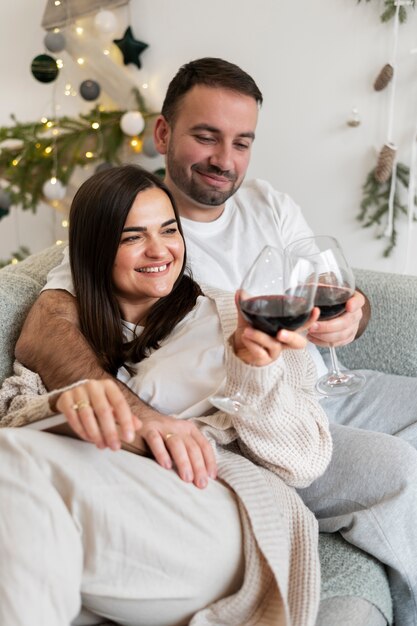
[316,370,366,397]
[210,395,253,418]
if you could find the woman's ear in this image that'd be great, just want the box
[153,115,170,155]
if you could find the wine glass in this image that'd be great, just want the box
[285,235,366,397]
[210,245,318,417]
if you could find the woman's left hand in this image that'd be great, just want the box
[56,379,142,451]
[232,291,320,366]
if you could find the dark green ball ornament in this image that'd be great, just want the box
[31,54,59,83]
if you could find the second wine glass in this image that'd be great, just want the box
[285,235,366,397]
[210,245,318,416]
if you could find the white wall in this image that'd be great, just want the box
[1,0,417,274]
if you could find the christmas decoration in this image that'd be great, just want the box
[95,162,114,173]
[94,9,118,34]
[0,189,12,211]
[30,54,59,83]
[120,110,145,136]
[142,134,160,158]
[373,63,394,91]
[358,163,416,257]
[357,0,415,23]
[0,246,30,270]
[113,27,148,68]
[375,143,397,183]
[42,177,67,200]
[79,79,101,101]
[356,0,417,255]
[347,107,361,128]
[0,0,160,266]
[42,0,129,30]
[44,31,66,53]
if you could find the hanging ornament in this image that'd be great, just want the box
[142,134,160,158]
[375,143,397,183]
[31,54,59,83]
[120,111,145,136]
[95,162,114,173]
[374,63,394,91]
[94,9,118,34]
[113,27,148,68]
[44,31,66,53]
[79,79,101,101]
[42,177,67,200]
[0,189,12,210]
[347,107,361,128]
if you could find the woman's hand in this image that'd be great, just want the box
[56,379,216,489]
[56,379,142,451]
[138,414,217,490]
[233,290,320,366]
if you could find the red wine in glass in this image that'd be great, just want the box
[240,294,311,336]
[315,285,354,320]
[209,245,317,416]
[284,235,366,397]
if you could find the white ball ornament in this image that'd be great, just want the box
[94,10,118,34]
[120,111,145,137]
[42,177,66,201]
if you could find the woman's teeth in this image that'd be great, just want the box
[138,264,167,273]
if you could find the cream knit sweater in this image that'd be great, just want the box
[0,288,332,626]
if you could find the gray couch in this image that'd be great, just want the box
[2,244,413,626]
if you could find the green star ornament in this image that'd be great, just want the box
[113,27,148,68]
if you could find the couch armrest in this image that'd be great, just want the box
[0,243,65,383]
[334,268,417,377]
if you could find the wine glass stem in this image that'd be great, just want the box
[328,346,342,376]
[233,366,252,401]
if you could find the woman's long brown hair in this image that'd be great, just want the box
[69,164,202,375]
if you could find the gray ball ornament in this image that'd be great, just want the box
[80,79,101,101]
[0,189,12,210]
[142,135,159,158]
[80,79,101,100]
[44,31,66,53]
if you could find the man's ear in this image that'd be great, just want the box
[153,115,170,155]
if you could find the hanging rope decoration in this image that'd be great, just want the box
[357,0,417,256]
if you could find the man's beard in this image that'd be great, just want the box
[167,152,240,207]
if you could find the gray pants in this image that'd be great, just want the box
[299,366,417,626]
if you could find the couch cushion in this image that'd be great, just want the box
[0,243,65,383]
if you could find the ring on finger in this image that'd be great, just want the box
[72,400,91,411]
[165,433,175,441]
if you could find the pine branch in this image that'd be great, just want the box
[358,163,413,256]
[0,99,156,212]
[356,0,415,21]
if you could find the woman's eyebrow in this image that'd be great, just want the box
[122,218,177,233]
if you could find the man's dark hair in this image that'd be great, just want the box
[161,57,263,123]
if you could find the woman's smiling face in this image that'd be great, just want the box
[112,186,185,324]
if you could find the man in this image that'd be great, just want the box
[16,57,417,625]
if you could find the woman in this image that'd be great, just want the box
[0,165,331,626]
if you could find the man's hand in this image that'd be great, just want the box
[307,290,369,347]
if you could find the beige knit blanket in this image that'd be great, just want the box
[0,288,332,626]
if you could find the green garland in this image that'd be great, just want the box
[357,0,415,22]
[0,246,30,269]
[357,162,416,257]
[0,90,157,213]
